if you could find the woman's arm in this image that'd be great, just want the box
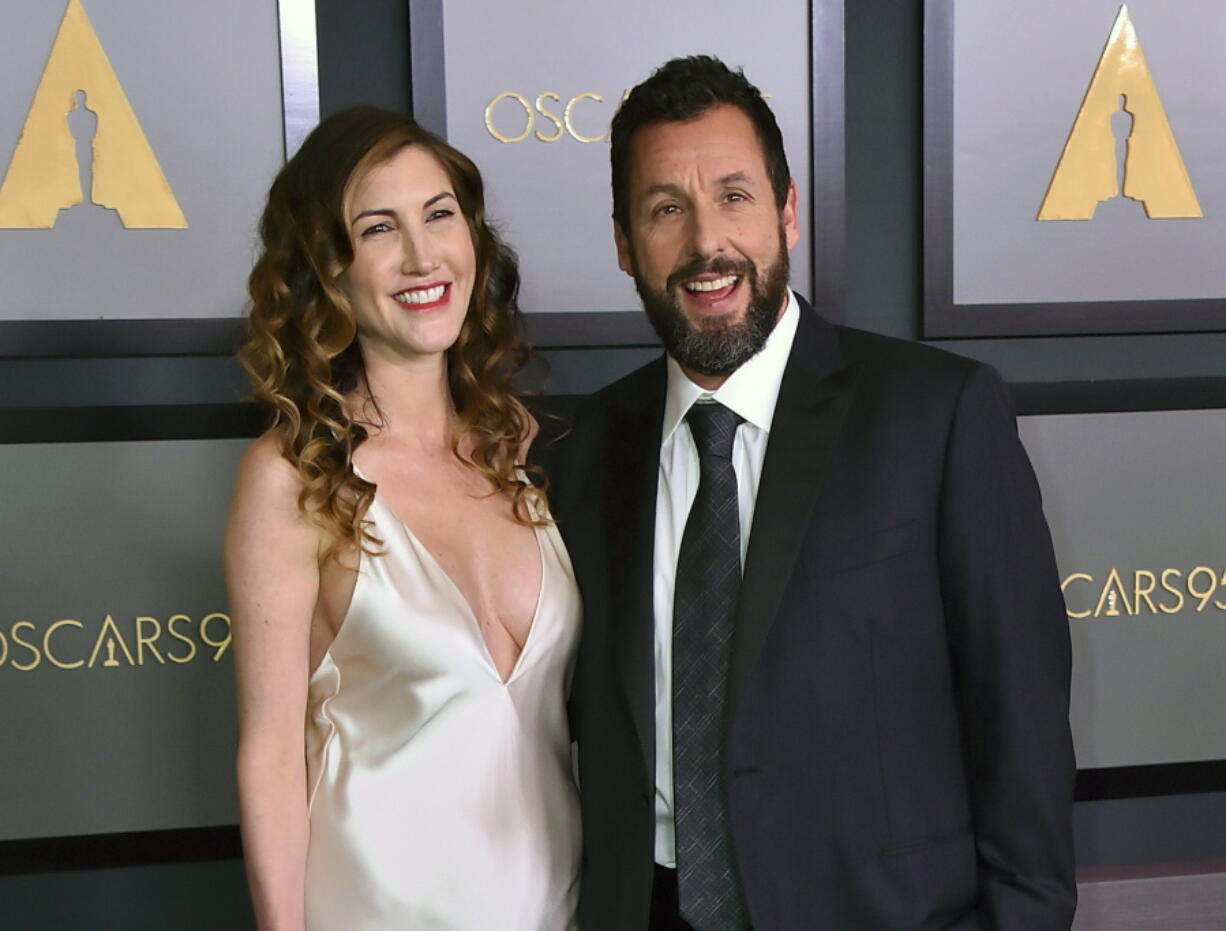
[225,436,321,931]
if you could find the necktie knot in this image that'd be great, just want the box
[685,402,743,462]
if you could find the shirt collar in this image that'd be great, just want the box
[661,290,800,446]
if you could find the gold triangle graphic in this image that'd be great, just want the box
[1038,5,1201,221]
[0,0,187,228]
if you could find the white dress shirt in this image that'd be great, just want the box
[652,291,801,866]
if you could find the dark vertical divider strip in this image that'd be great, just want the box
[810,1,848,323]
[315,0,411,118]
[843,0,923,339]
[407,0,447,133]
[921,0,954,338]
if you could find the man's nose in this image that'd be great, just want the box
[686,202,725,259]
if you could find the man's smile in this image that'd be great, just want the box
[683,274,740,294]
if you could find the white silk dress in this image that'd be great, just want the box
[303,481,582,930]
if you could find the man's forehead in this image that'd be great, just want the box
[627,105,770,191]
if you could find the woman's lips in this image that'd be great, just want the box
[392,282,450,311]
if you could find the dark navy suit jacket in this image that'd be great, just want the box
[548,299,1076,930]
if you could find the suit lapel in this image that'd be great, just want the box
[603,359,667,776]
[729,300,858,712]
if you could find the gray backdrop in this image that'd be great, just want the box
[3,414,1224,839]
[1,5,1223,923]
[1020,409,1226,770]
[953,0,1226,305]
[0,0,284,323]
[439,0,815,316]
[0,439,244,840]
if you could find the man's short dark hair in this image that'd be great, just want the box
[609,55,791,235]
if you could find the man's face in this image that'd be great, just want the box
[615,104,799,384]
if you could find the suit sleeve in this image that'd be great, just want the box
[936,363,1077,930]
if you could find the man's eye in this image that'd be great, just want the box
[725,191,747,202]
[656,204,680,216]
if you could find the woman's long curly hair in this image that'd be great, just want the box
[240,106,543,559]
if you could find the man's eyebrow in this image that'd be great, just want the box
[641,173,757,200]
[642,182,686,200]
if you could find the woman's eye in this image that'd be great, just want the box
[361,222,392,237]
[427,208,455,222]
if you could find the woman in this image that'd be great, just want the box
[225,107,580,930]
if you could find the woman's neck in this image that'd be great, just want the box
[354,351,456,451]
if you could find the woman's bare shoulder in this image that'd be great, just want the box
[233,432,300,506]
[228,432,317,548]
[226,432,322,579]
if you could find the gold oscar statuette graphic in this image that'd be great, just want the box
[1038,5,1201,221]
[0,0,187,229]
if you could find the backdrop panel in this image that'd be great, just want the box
[1020,409,1226,771]
[411,0,845,343]
[0,438,243,841]
[925,0,1226,336]
[0,0,289,354]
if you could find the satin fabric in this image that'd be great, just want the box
[303,482,582,930]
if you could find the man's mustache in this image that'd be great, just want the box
[666,257,753,292]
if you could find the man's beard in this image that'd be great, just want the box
[630,231,790,378]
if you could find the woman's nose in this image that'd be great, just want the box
[400,230,438,275]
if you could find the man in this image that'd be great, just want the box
[549,56,1075,930]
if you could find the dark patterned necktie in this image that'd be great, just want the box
[672,401,749,930]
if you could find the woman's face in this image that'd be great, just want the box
[341,145,477,367]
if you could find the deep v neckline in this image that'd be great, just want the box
[358,467,546,685]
